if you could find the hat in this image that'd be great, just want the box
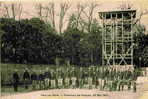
[46,67,49,71]
[25,68,29,71]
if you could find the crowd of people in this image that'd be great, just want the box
[12,66,141,92]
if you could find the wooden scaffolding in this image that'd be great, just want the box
[98,10,136,66]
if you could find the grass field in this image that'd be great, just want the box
[1,63,141,83]
[1,63,93,94]
[1,63,66,94]
[1,63,144,94]
[1,63,88,83]
[1,63,69,82]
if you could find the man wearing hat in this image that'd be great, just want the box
[57,68,63,88]
[44,68,51,89]
[70,67,77,88]
[12,69,20,91]
[23,68,30,89]
[77,67,83,88]
[64,68,70,88]
[50,69,56,89]
[31,70,37,90]
[38,70,45,89]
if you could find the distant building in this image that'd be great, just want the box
[98,9,136,66]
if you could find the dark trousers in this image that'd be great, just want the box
[24,79,29,89]
[13,82,18,91]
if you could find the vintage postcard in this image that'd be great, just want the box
[0,0,148,99]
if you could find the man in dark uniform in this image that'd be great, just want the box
[31,70,37,90]
[77,67,83,88]
[82,69,89,88]
[44,68,51,89]
[63,67,69,88]
[126,69,132,90]
[70,67,77,89]
[50,69,56,89]
[12,69,20,92]
[57,68,64,89]
[88,67,93,89]
[23,68,30,89]
[38,70,45,90]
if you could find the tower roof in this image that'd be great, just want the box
[98,9,136,13]
[98,9,136,19]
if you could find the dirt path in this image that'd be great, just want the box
[0,89,142,99]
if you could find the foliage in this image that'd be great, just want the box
[0,18,147,67]
[63,28,86,65]
[0,18,63,64]
[133,24,148,67]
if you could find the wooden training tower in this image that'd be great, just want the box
[98,9,136,66]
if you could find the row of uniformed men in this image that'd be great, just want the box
[12,67,138,92]
[30,67,137,92]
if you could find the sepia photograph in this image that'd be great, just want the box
[0,0,148,99]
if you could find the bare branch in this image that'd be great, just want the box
[46,2,56,28]
[17,3,23,20]
[134,9,148,25]
[75,3,86,28]
[117,2,134,10]
[11,4,16,19]
[1,2,23,20]
[35,3,43,20]
[81,2,99,32]
[88,2,98,32]
[59,2,71,34]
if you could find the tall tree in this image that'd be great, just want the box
[1,2,23,20]
[133,24,148,67]
[59,2,71,34]
[63,27,85,65]
[83,19,102,65]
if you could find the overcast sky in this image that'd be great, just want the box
[0,0,148,30]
